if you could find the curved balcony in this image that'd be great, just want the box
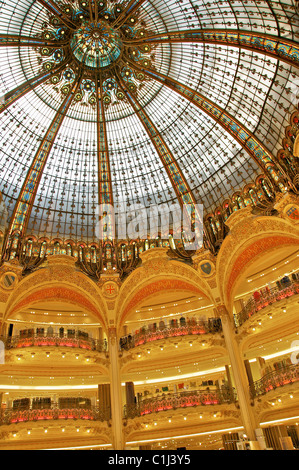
[0,406,110,426]
[119,318,222,351]
[250,363,299,399]
[1,333,108,353]
[123,388,237,419]
[235,280,299,327]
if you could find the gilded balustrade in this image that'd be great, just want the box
[1,333,108,353]
[250,363,299,399]
[123,388,237,419]
[119,318,222,350]
[234,280,299,328]
[0,406,111,425]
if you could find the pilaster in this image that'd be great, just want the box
[108,327,125,450]
[217,305,260,444]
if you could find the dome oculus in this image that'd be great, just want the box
[70,20,123,69]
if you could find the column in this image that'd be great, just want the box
[244,359,255,399]
[108,327,125,450]
[225,364,234,398]
[218,305,260,445]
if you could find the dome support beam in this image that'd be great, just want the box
[124,29,299,69]
[0,60,69,114]
[115,71,209,252]
[128,60,295,191]
[95,75,114,241]
[4,76,83,242]
[0,34,68,48]
[112,0,147,29]
[36,0,78,30]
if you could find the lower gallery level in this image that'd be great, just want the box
[0,194,299,450]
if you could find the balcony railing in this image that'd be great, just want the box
[1,333,108,353]
[123,388,237,419]
[235,280,299,327]
[250,364,299,399]
[0,406,111,425]
[120,318,222,350]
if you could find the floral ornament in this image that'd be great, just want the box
[34,0,157,108]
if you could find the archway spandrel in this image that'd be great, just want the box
[3,263,108,328]
[6,285,106,327]
[216,215,299,305]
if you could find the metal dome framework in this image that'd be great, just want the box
[0,0,299,253]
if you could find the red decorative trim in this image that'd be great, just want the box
[120,279,205,325]
[9,286,104,324]
[226,235,299,302]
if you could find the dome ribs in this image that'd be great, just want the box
[95,74,115,240]
[125,29,299,70]
[128,60,294,192]
[0,59,69,114]
[115,69,206,250]
[6,75,84,239]
[0,33,68,49]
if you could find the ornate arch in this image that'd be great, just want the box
[115,248,214,332]
[4,256,108,329]
[216,205,299,311]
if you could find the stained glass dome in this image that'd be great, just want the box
[0,0,298,244]
[70,20,123,69]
